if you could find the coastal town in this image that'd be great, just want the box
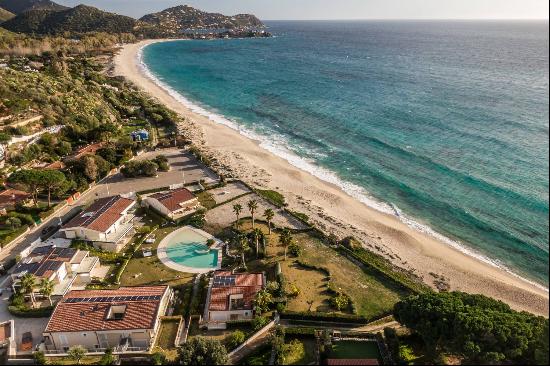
[0,1,548,365]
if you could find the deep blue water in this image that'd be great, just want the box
[142,21,549,286]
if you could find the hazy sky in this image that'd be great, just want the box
[56,0,549,20]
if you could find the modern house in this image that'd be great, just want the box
[11,246,100,297]
[42,286,172,354]
[60,195,136,252]
[143,187,200,220]
[205,271,265,329]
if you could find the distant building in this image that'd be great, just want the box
[60,195,136,252]
[0,188,31,213]
[11,246,100,297]
[205,271,265,329]
[43,286,171,354]
[143,188,200,220]
[65,143,104,162]
[131,129,149,142]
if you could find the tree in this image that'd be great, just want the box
[19,273,36,308]
[8,169,42,205]
[33,351,46,365]
[288,242,302,257]
[279,228,293,261]
[6,217,22,229]
[39,278,54,306]
[233,204,243,229]
[254,289,273,314]
[178,337,229,365]
[394,291,549,364]
[331,292,350,311]
[264,208,274,234]
[67,345,87,365]
[236,234,250,270]
[252,228,262,258]
[39,170,67,207]
[99,348,115,365]
[247,199,258,228]
[81,155,98,181]
[0,132,11,144]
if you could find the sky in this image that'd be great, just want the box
[56,0,549,20]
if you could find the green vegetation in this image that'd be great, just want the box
[196,191,216,210]
[394,291,549,365]
[256,189,285,207]
[329,341,382,361]
[178,337,229,365]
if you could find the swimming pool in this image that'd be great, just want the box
[157,226,222,273]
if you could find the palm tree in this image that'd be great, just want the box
[67,345,87,365]
[233,204,243,229]
[40,278,55,306]
[237,234,250,270]
[279,228,293,261]
[252,228,262,258]
[264,209,275,235]
[248,199,258,228]
[19,273,37,308]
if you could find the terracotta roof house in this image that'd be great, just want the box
[65,143,104,162]
[205,271,265,329]
[42,286,172,354]
[60,195,136,252]
[0,188,31,211]
[143,187,200,219]
[11,246,100,297]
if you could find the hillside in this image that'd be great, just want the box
[0,7,14,22]
[1,4,137,35]
[0,0,67,14]
[140,5,265,36]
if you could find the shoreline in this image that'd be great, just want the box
[114,39,549,316]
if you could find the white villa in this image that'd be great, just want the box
[60,195,136,252]
[143,187,200,220]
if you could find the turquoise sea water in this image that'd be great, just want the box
[142,21,549,286]
[165,230,218,269]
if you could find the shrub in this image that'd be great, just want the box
[280,310,389,324]
[33,351,46,365]
[256,189,285,207]
[287,242,302,257]
[330,292,350,311]
[227,330,246,349]
[287,283,301,298]
[252,316,270,331]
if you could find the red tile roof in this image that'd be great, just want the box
[208,272,264,312]
[0,189,30,209]
[62,195,134,233]
[45,286,169,333]
[326,360,379,366]
[68,143,105,160]
[149,188,196,212]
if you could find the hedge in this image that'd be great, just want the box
[279,310,391,324]
[226,319,254,329]
[8,305,54,318]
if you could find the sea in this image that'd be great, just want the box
[140,20,549,288]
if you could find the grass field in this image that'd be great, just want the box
[330,340,382,361]
[237,220,404,317]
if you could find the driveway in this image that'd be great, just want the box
[0,288,49,355]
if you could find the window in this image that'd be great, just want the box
[82,333,87,337]
[106,305,127,320]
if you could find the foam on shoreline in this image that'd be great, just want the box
[137,41,549,293]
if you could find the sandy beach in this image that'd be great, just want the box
[114,39,549,316]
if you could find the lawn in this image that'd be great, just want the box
[119,226,194,287]
[330,340,382,361]
[236,220,405,317]
[196,190,217,210]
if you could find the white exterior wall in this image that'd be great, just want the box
[209,309,253,322]
[144,198,172,217]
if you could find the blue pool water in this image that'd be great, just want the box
[142,21,549,286]
[165,230,218,269]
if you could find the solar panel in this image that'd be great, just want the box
[64,294,163,304]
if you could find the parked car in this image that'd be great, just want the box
[40,223,61,240]
[20,332,33,351]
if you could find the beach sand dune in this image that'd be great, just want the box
[114,40,548,316]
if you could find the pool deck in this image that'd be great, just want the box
[157,226,223,274]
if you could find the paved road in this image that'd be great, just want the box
[0,148,217,265]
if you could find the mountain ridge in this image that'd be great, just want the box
[0,0,67,14]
